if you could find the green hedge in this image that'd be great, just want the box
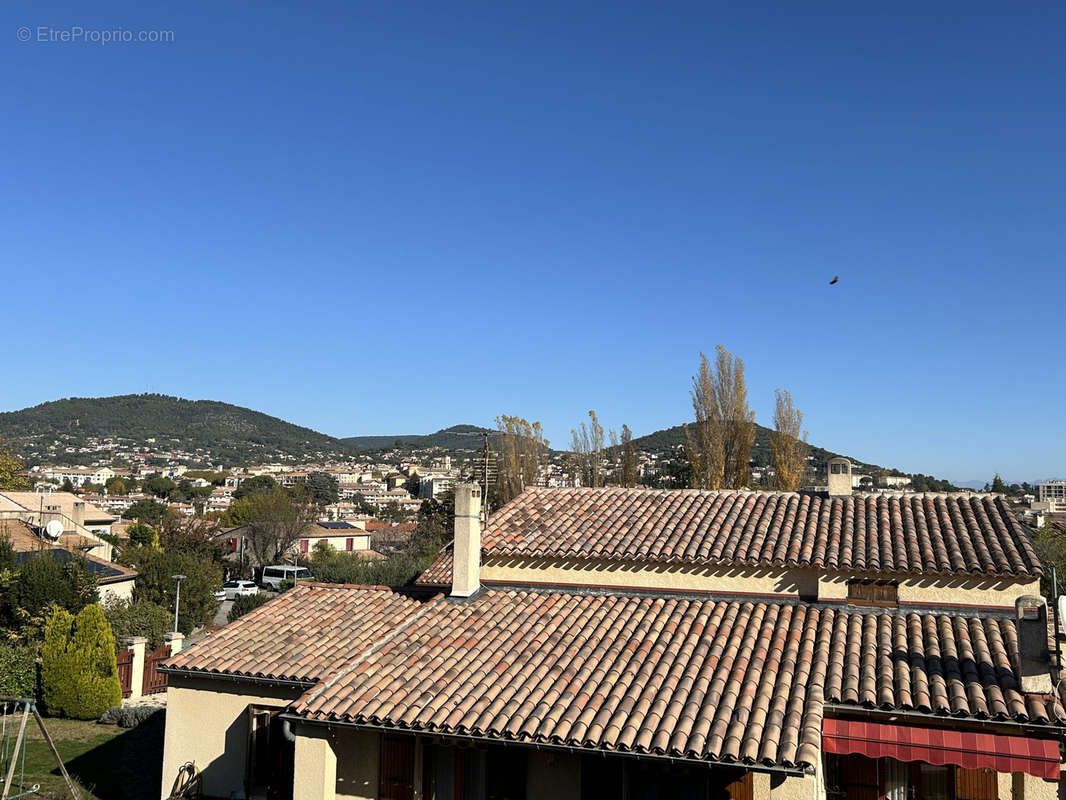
[0,643,36,698]
[41,605,122,719]
[227,593,270,623]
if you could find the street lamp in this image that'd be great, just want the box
[172,574,187,633]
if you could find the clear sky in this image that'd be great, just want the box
[3,1,1063,483]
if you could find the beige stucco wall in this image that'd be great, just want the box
[98,578,134,604]
[333,727,379,800]
[160,675,303,800]
[483,556,1035,609]
[1013,772,1059,800]
[771,773,819,800]
[294,725,337,800]
[819,573,1040,610]
[481,556,806,597]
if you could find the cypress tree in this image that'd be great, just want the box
[41,604,122,719]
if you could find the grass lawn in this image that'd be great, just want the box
[10,713,163,800]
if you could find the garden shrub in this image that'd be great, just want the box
[102,597,172,650]
[41,604,122,719]
[0,643,36,698]
[227,593,270,623]
[100,704,164,728]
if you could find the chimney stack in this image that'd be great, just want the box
[451,483,482,597]
[827,457,853,498]
[71,501,86,528]
[1015,595,1052,692]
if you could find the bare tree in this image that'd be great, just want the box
[243,489,319,569]
[620,424,638,487]
[495,415,548,504]
[686,346,756,489]
[770,389,808,491]
[570,410,606,487]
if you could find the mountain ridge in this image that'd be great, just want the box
[0,394,941,485]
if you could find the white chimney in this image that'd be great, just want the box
[451,483,482,597]
[827,457,852,498]
[1016,595,1053,692]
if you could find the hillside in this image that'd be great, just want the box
[630,423,900,479]
[0,395,949,488]
[0,394,357,465]
[342,425,499,452]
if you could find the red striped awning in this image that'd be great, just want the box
[823,719,1061,779]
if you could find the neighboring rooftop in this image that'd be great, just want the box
[2,519,136,584]
[480,487,1042,578]
[0,490,116,523]
[283,587,1064,772]
[160,583,424,683]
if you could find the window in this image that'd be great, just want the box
[346,538,354,551]
[300,540,309,554]
[847,579,899,607]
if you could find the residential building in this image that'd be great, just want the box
[160,470,1063,800]
[0,489,116,559]
[418,475,455,499]
[1,518,136,602]
[39,465,116,487]
[296,521,378,557]
[1038,481,1066,503]
[219,521,381,568]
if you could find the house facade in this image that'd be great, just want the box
[160,471,1065,800]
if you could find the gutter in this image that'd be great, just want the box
[158,667,315,690]
[279,713,809,777]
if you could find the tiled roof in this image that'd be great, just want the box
[823,610,1064,723]
[2,519,137,584]
[482,488,1042,577]
[292,590,1064,770]
[161,583,424,683]
[414,545,452,586]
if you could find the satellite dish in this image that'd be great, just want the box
[44,520,64,540]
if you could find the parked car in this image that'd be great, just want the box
[260,565,312,590]
[217,580,259,601]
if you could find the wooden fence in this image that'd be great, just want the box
[143,645,170,695]
[116,648,134,698]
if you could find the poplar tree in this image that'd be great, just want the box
[686,346,756,490]
[770,389,808,491]
[495,416,548,504]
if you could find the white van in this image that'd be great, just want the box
[260,564,312,590]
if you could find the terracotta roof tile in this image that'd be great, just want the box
[161,583,424,682]
[480,488,1041,577]
[290,590,1063,769]
[415,545,452,586]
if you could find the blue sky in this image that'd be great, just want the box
[3,1,1063,483]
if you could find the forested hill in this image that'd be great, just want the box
[631,423,903,480]
[0,394,357,464]
[341,425,498,452]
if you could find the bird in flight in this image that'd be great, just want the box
[829,276,839,285]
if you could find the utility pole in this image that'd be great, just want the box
[482,432,490,524]
[172,574,186,633]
